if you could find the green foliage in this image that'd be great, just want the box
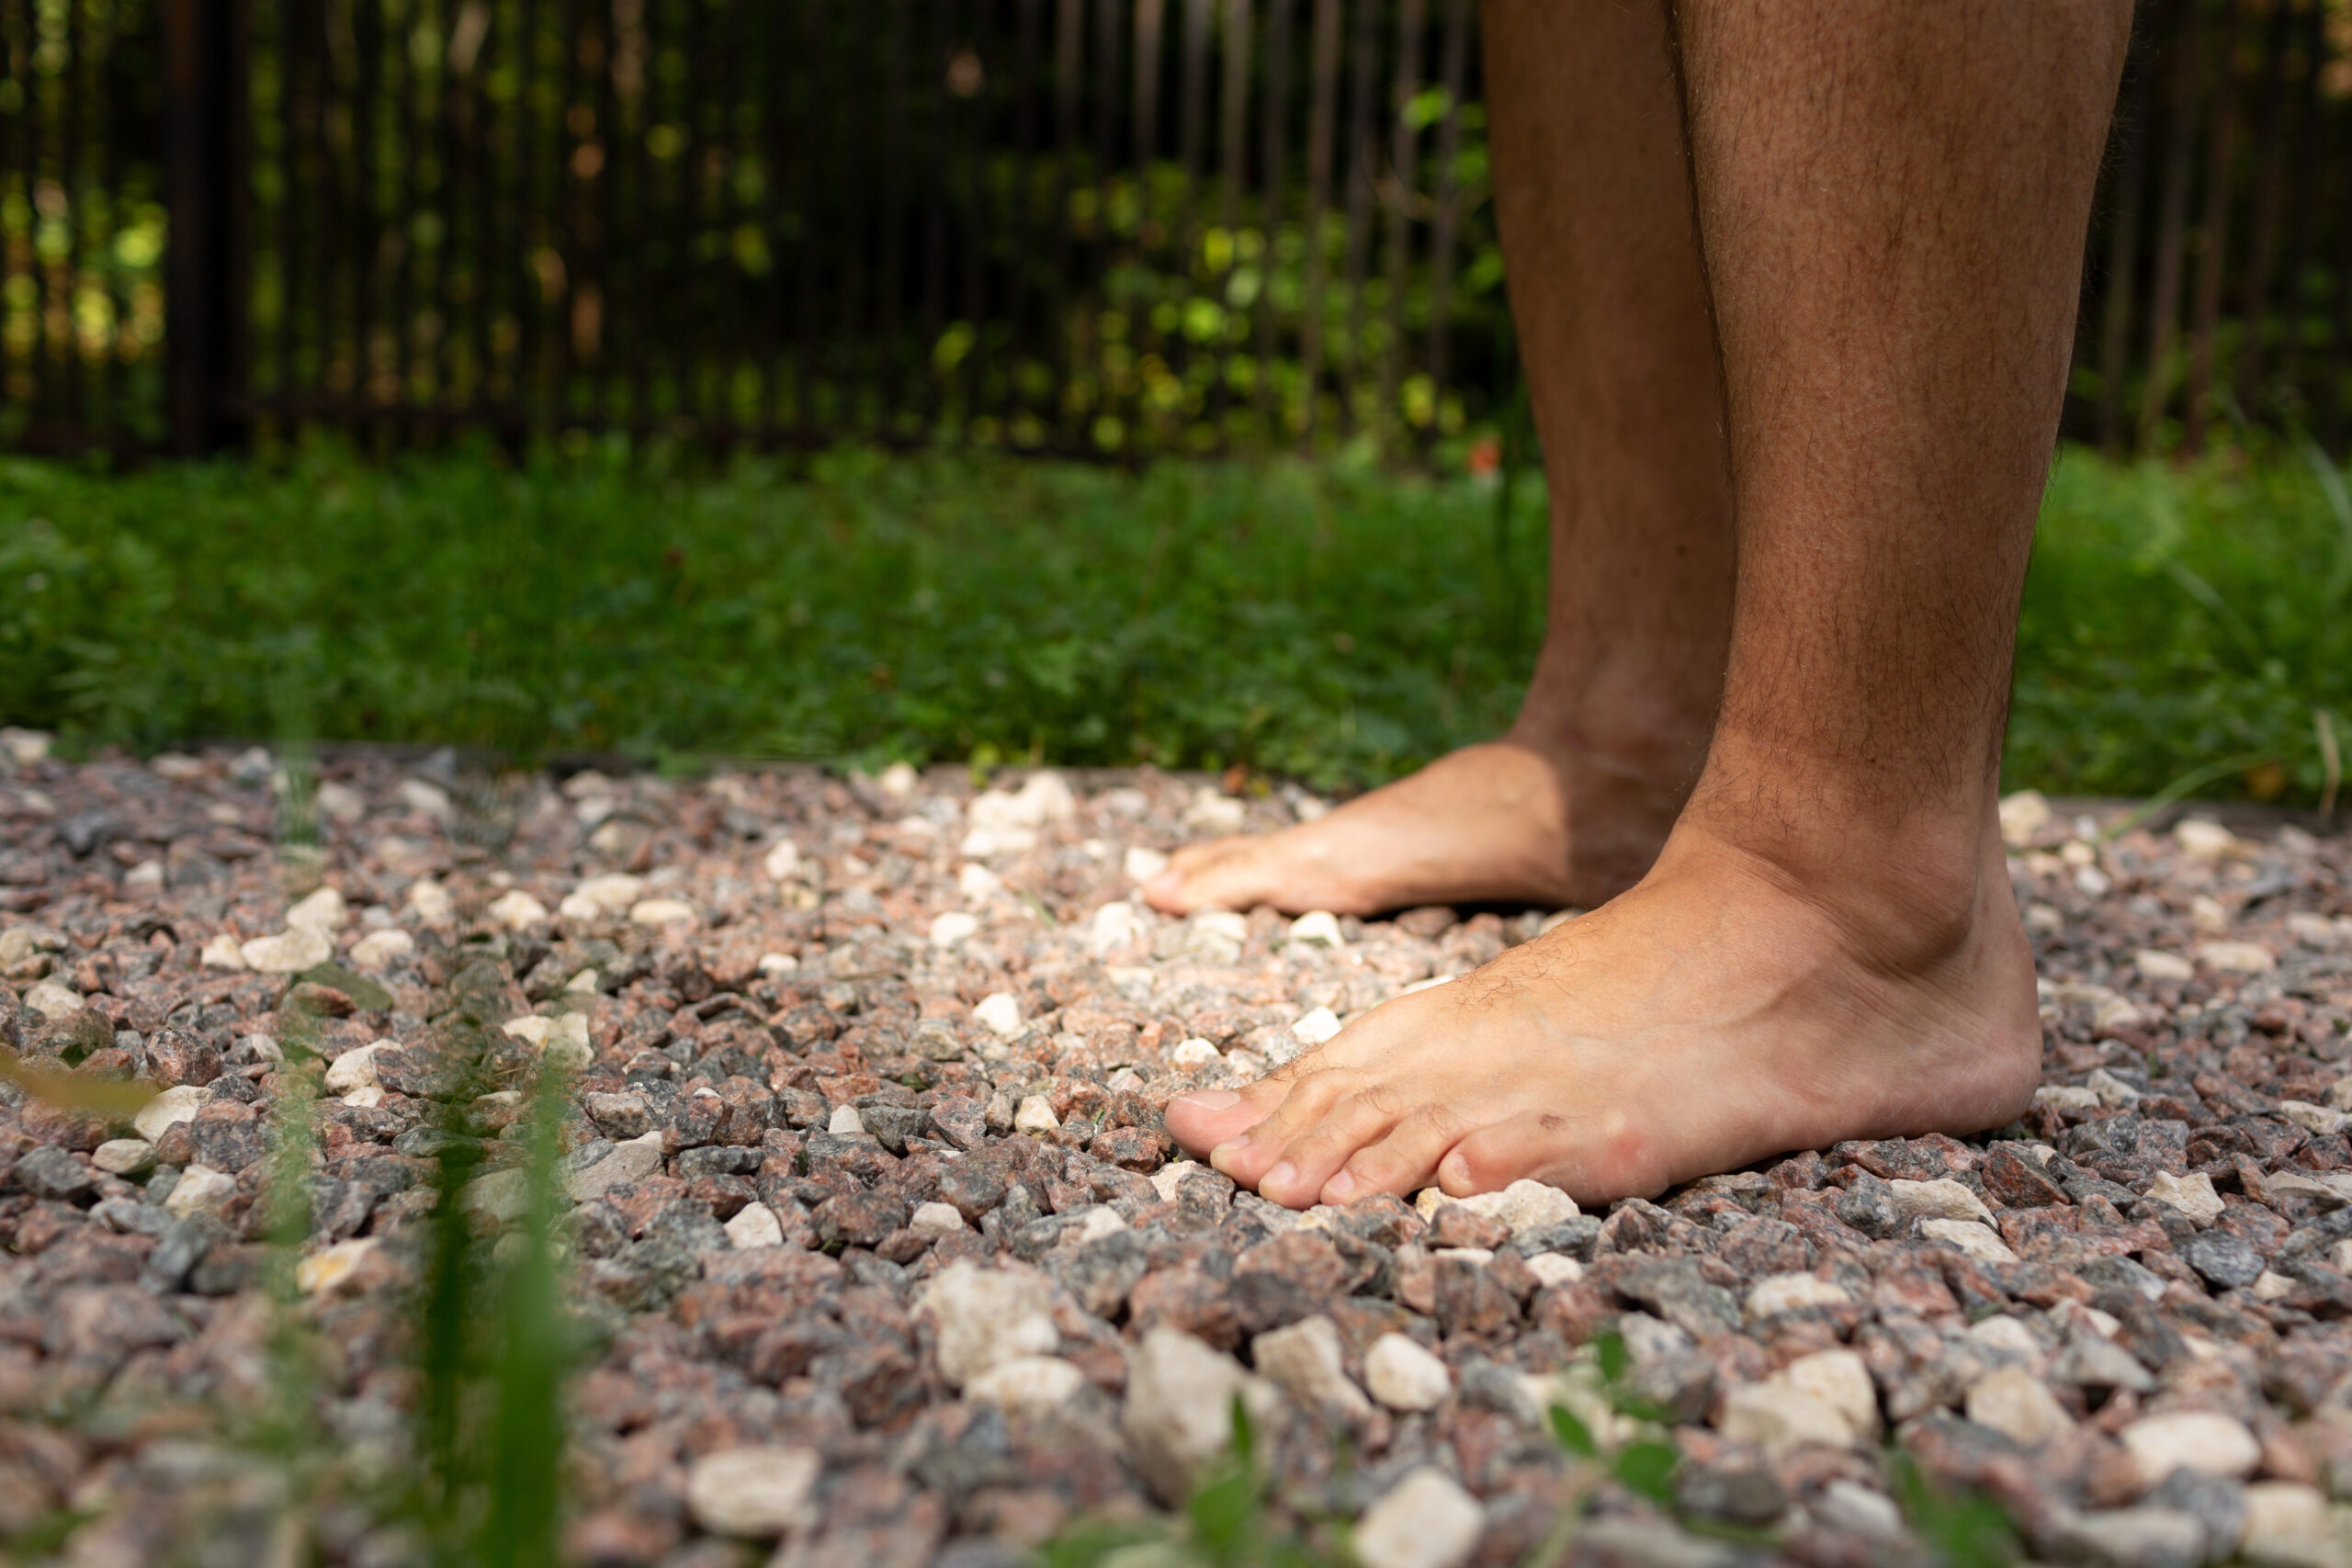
[3,436,2351,804]
[1890,1453,2019,1568]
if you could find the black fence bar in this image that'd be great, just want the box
[2,0,2348,461]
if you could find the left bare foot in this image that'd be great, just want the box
[1161,818,2040,1208]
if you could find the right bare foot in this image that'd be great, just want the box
[1139,733,1686,918]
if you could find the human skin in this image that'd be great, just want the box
[1155,0,2135,1208]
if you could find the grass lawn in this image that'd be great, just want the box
[2,436,2347,805]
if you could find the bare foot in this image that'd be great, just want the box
[1161,821,2040,1208]
[1141,735,1683,918]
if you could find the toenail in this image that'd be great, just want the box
[1173,1089,1240,1112]
[1324,1170,1356,1200]
[1263,1161,1297,1192]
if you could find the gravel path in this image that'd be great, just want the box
[2,734,2351,1568]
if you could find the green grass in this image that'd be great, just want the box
[2,434,2347,802]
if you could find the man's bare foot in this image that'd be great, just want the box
[1140,734,1685,918]
[1161,821,2041,1208]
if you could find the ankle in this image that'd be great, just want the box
[1665,789,2009,976]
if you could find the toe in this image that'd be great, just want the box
[1199,1066,1367,1189]
[1437,1107,1645,1203]
[1164,1081,1284,1155]
[1251,1087,1407,1209]
[1326,1100,1477,1202]
[1142,841,1246,914]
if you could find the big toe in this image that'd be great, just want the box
[1142,840,1260,914]
[1164,1085,1279,1155]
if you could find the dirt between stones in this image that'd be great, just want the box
[2,743,2352,1568]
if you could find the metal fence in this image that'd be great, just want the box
[3,0,2349,461]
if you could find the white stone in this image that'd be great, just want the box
[0,728,52,766]
[564,873,644,918]
[484,890,548,931]
[2135,949,2197,983]
[724,1202,784,1249]
[1352,1468,1485,1568]
[1291,1007,1342,1047]
[91,1138,155,1177]
[1120,1326,1278,1502]
[755,953,796,979]
[2085,1067,2143,1105]
[957,863,1004,903]
[2175,818,2242,858]
[929,910,979,948]
[1454,1179,1582,1238]
[2253,1270,2299,1302]
[910,1201,966,1235]
[2047,1508,2209,1568]
[324,1043,387,1096]
[2145,1170,2226,1225]
[1185,909,1250,964]
[877,761,920,797]
[1182,788,1248,836]
[1088,901,1144,956]
[1288,911,1344,948]
[240,926,332,974]
[763,840,802,881]
[1364,1333,1451,1412]
[2330,1078,2352,1112]
[2280,1100,2351,1137]
[971,993,1023,1039]
[2244,1482,2333,1547]
[349,929,414,970]
[1252,1315,1374,1425]
[1781,1349,1880,1440]
[2033,1085,2101,1113]
[566,1132,666,1201]
[134,1085,209,1143]
[1998,790,2052,848]
[21,979,81,1021]
[465,1168,530,1224]
[1966,1314,2046,1367]
[966,1355,1089,1420]
[287,886,346,936]
[1965,1364,2074,1448]
[2193,895,2230,932]
[2288,912,2347,949]
[1013,1095,1060,1135]
[1523,1254,1585,1290]
[684,1447,820,1538]
[407,879,455,925]
[164,1164,238,1222]
[1125,845,1170,885]
[922,1262,1060,1387]
[1747,1274,1852,1320]
[1719,1382,1858,1454]
[1921,1218,2019,1263]
[628,897,695,926]
[339,1088,384,1113]
[2198,940,2277,975]
[1149,1161,1205,1202]
[1170,1037,1222,1067]
[828,1104,867,1136]
[398,778,453,820]
[1815,1481,1905,1540]
[2120,1411,2261,1486]
[312,781,366,824]
[123,861,164,895]
[296,1238,379,1297]
[198,933,247,970]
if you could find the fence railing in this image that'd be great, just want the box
[2,0,2348,461]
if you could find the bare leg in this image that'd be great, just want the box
[1166,0,2130,1207]
[1143,0,1733,918]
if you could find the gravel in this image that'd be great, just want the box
[2,747,2351,1564]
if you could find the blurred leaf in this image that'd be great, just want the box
[1547,1404,1597,1458]
[1612,1442,1678,1506]
[0,1048,156,1119]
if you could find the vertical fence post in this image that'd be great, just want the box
[164,0,240,455]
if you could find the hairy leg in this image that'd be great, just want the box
[1143,0,1733,918]
[1166,0,2132,1207]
